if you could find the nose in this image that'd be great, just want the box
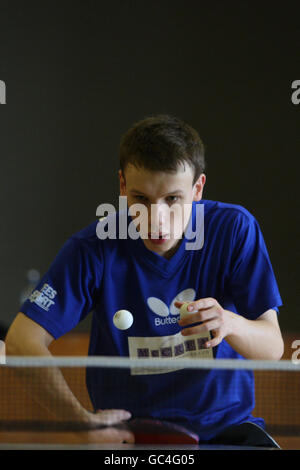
[149,203,169,233]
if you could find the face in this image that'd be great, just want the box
[119,163,206,259]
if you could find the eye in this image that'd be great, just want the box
[134,195,148,202]
[166,195,180,204]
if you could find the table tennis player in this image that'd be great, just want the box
[5,114,284,447]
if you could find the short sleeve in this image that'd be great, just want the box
[227,211,283,319]
[20,237,103,339]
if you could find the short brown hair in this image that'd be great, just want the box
[119,114,205,184]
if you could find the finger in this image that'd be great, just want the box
[95,409,132,425]
[206,332,223,348]
[174,301,198,310]
[174,301,199,311]
[96,409,131,421]
[178,309,216,326]
[181,319,221,336]
[186,298,217,311]
[175,299,217,317]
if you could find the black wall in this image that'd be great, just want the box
[0,1,299,334]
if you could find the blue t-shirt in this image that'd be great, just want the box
[20,200,282,441]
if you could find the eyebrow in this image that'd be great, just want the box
[130,189,184,196]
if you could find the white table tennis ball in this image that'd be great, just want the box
[113,310,134,330]
[179,302,197,320]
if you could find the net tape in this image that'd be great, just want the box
[4,356,300,370]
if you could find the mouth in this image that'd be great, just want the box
[148,233,170,245]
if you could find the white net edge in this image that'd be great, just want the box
[2,356,300,371]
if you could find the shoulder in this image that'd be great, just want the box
[198,200,263,254]
[201,199,257,229]
[68,215,127,256]
[71,220,99,243]
[57,220,102,262]
[201,199,254,218]
[71,220,98,241]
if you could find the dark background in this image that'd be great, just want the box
[0,1,299,335]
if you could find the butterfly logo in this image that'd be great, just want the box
[147,288,196,326]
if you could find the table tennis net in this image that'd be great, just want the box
[1,356,300,438]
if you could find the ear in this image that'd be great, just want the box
[192,173,206,201]
[119,169,126,196]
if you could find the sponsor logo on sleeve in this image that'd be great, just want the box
[29,283,57,311]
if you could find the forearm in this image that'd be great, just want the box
[5,313,131,432]
[6,341,90,424]
[225,311,284,360]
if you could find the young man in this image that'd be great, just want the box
[5,115,284,446]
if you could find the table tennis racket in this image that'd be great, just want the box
[122,418,199,445]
